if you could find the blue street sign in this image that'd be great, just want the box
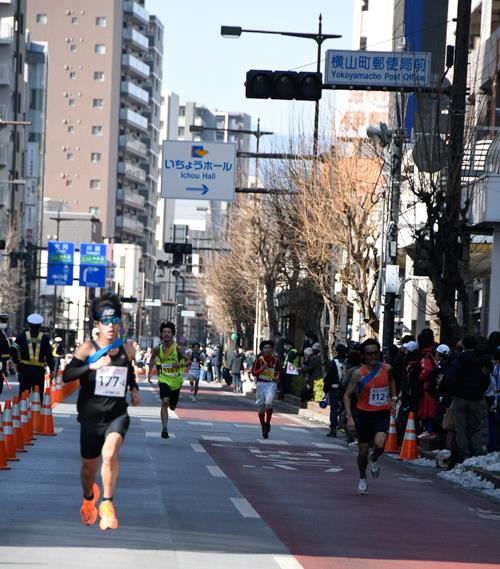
[47,241,74,286]
[79,243,107,288]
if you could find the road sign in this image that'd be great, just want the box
[79,242,107,288]
[161,140,237,201]
[181,310,196,318]
[47,241,74,286]
[325,50,431,89]
[145,299,161,307]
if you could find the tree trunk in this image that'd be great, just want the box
[264,276,279,339]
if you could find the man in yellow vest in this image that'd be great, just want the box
[12,313,54,396]
[0,312,14,394]
[148,321,189,439]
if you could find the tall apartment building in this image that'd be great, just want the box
[27,0,163,299]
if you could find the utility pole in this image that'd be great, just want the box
[441,0,472,341]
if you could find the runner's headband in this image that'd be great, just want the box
[96,306,121,321]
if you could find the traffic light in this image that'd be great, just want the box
[245,70,323,101]
[164,242,192,267]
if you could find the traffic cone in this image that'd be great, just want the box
[399,411,418,460]
[50,377,57,405]
[0,406,11,469]
[55,374,64,403]
[25,391,35,442]
[384,413,399,453]
[12,395,26,452]
[31,386,41,433]
[3,401,18,461]
[20,395,33,445]
[38,388,56,436]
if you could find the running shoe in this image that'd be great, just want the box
[326,429,337,437]
[266,423,271,434]
[80,482,100,526]
[357,478,368,494]
[370,460,380,478]
[191,395,197,402]
[262,426,269,439]
[161,428,169,439]
[99,500,118,530]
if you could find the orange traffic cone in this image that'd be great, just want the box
[31,386,41,433]
[12,395,26,452]
[25,391,35,442]
[3,401,18,461]
[384,413,399,453]
[55,374,63,404]
[399,411,418,460]
[38,389,56,436]
[0,406,11,469]
[20,395,33,445]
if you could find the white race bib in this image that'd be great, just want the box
[286,362,299,375]
[95,366,127,398]
[369,386,389,406]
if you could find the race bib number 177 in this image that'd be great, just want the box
[95,366,127,398]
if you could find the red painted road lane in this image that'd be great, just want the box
[203,442,500,569]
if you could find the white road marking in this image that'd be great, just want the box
[249,448,262,453]
[54,427,64,434]
[274,555,304,569]
[313,442,345,450]
[207,465,227,478]
[191,443,206,453]
[231,497,260,518]
[397,475,433,483]
[275,464,297,471]
[243,464,256,468]
[188,421,213,427]
[263,466,275,469]
[145,431,176,438]
[280,426,308,433]
[202,435,232,442]
[234,423,259,428]
[325,467,344,473]
[307,452,322,457]
[257,440,289,445]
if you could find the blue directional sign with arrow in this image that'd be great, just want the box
[161,140,237,201]
[47,241,74,286]
[79,242,107,288]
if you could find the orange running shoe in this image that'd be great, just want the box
[80,483,100,526]
[99,500,118,530]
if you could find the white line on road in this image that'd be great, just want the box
[55,427,64,434]
[234,423,259,428]
[280,426,308,433]
[275,464,297,471]
[231,497,260,518]
[202,435,232,442]
[207,465,227,478]
[191,443,206,453]
[313,443,345,450]
[188,421,213,427]
[243,464,256,468]
[145,431,176,438]
[257,440,289,445]
[325,467,344,473]
[274,555,304,569]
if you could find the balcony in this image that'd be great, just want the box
[463,174,500,232]
[0,144,7,166]
[122,54,150,80]
[116,214,144,236]
[123,1,149,25]
[119,134,148,158]
[0,103,8,121]
[119,108,148,132]
[122,27,149,52]
[0,21,13,44]
[117,187,145,209]
[118,159,146,183]
[120,81,149,105]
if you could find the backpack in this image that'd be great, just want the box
[419,352,436,386]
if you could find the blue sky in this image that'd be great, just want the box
[146,1,354,147]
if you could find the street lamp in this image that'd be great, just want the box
[221,15,342,158]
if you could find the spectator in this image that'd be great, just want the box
[212,345,223,383]
[440,335,490,462]
[301,346,323,405]
[227,347,246,393]
[323,344,347,437]
[279,339,300,399]
[417,329,438,438]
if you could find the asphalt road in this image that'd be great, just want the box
[0,379,499,569]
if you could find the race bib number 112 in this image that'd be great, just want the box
[95,366,127,398]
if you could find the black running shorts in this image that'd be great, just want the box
[158,382,181,409]
[355,410,390,444]
[80,414,130,459]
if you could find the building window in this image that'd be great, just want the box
[68,125,75,134]
[96,16,107,27]
[92,125,103,135]
[92,98,104,109]
[91,152,102,162]
[70,44,77,52]
[360,36,367,51]
[90,179,101,189]
[36,14,48,24]
[89,207,100,217]
[66,180,73,188]
[71,16,78,24]
[68,99,75,107]
[67,153,74,160]
[179,106,185,117]
[178,126,185,136]
[94,71,104,81]
[362,0,369,10]
[69,71,76,80]
[95,44,106,54]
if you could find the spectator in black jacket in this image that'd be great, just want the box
[440,335,490,461]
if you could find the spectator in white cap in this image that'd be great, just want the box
[52,335,66,376]
[11,313,54,396]
[402,340,419,353]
